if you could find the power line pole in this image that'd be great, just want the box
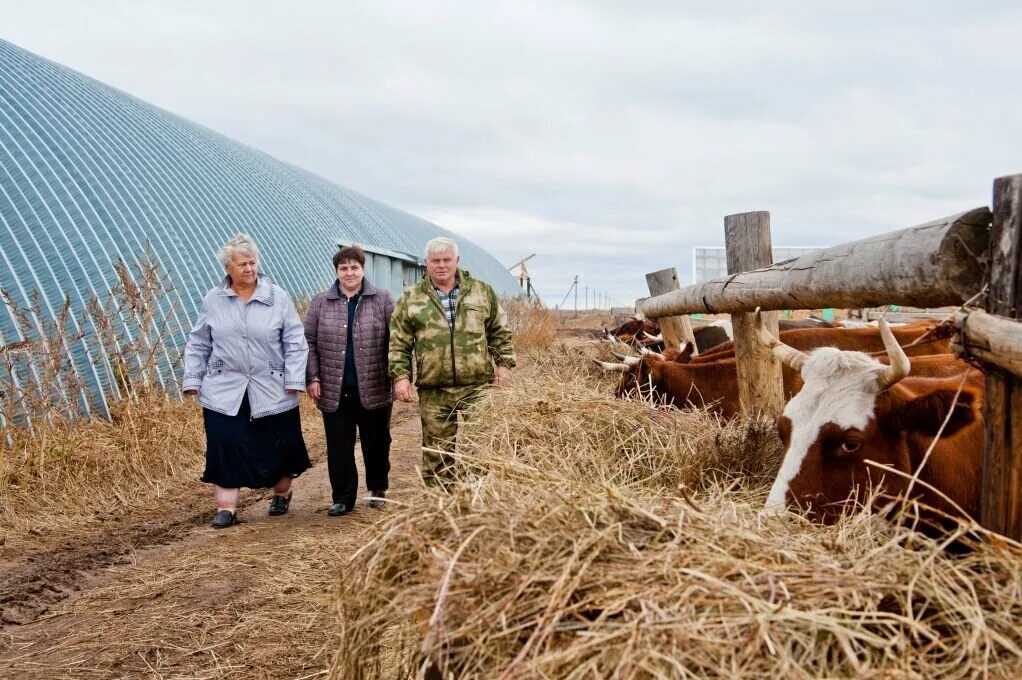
[558,276,577,310]
[574,275,578,316]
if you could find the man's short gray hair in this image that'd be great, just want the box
[218,233,260,268]
[424,237,459,260]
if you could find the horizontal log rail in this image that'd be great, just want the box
[638,208,991,319]
[953,310,1022,377]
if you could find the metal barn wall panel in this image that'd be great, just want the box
[0,39,518,416]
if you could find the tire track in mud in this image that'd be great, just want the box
[0,403,419,631]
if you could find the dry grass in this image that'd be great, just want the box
[333,342,1022,679]
[6,532,345,678]
[0,251,213,559]
[503,298,557,350]
[0,391,205,559]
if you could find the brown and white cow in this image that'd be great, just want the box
[686,321,952,365]
[605,319,660,346]
[760,318,984,523]
[597,348,972,422]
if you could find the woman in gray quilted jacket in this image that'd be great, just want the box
[305,245,395,516]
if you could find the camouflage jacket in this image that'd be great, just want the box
[389,269,516,388]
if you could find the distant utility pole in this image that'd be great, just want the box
[558,276,577,312]
[574,275,579,316]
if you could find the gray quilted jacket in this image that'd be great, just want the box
[304,279,395,411]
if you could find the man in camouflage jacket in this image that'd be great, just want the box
[389,237,516,485]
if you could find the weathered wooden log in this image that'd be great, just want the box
[639,208,991,319]
[645,268,696,351]
[725,212,784,418]
[952,310,1022,377]
[980,174,1022,541]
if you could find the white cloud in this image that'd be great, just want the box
[2,0,1019,303]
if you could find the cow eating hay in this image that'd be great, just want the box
[332,343,1022,679]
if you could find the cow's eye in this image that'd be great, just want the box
[839,439,862,454]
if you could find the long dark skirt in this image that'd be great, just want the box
[201,393,311,489]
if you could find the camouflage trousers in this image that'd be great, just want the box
[417,384,487,487]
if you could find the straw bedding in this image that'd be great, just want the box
[333,343,1022,679]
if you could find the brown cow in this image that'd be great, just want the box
[606,319,660,346]
[639,322,951,368]
[597,350,969,421]
[685,321,951,364]
[634,318,837,355]
[760,319,983,523]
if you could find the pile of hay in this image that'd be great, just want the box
[333,344,1022,678]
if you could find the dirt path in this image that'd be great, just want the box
[0,401,423,679]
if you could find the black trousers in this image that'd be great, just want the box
[321,397,393,506]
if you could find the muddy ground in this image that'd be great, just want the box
[0,400,423,678]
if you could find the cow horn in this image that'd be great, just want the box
[605,332,627,347]
[593,359,629,372]
[639,346,666,361]
[610,352,641,366]
[756,311,808,371]
[876,318,910,390]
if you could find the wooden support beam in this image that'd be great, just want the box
[953,310,1022,377]
[724,212,784,418]
[864,310,954,324]
[645,268,696,351]
[638,208,991,319]
[981,174,1022,540]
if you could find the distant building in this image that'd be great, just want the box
[691,246,824,283]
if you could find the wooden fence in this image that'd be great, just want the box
[637,173,1022,540]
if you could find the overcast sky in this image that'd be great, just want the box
[3,1,1019,307]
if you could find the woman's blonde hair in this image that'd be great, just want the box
[218,233,260,269]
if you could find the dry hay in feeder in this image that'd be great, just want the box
[333,344,1022,679]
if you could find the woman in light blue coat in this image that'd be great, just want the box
[183,234,311,529]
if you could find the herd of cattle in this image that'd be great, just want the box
[598,315,984,528]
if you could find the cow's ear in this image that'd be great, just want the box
[881,387,978,438]
[678,343,695,363]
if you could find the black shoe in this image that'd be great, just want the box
[367,490,386,509]
[327,502,350,516]
[211,509,238,529]
[268,492,292,516]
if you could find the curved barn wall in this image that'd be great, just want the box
[0,39,518,416]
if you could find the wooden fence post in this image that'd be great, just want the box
[981,174,1022,540]
[645,268,696,350]
[724,212,785,418]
